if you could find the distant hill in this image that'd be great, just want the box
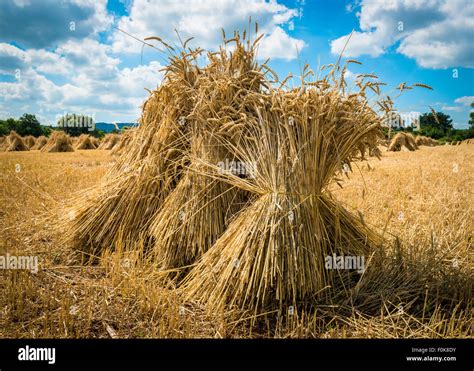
[95,122,138,133]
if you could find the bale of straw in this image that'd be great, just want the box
[415,135,438,147]
[388,132,417,151]
[66,29,384,313]
[0,136,6,151]
[404,133,418,150]
[66,52,202,254]
[75,134,97,150]
[31,135,48,150]
[415,135,425,146]
[426,137,438,146]
[181,102,382,312]
[110,131,133,156]
[3,131,29,151]
[90,136,100,148]
[98,134,121,150]
[41,131,74,152]
[23,135,36,148]
[97,135,109,149]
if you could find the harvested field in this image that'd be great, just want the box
[0,143,471,338]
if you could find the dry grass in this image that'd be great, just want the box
[0,145,472,338]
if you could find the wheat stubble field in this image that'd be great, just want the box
[0,144,472,338]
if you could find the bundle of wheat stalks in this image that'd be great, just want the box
[66,29,398,314]
[74,134,97,150]
[0,131,29,151]
[98,134,121,150]
[388,132,418,151]
[23,135,36,149]
[90,136,100,148]
[31,135,48,150]
[415,135,438,147]
[42,131,74,152]
[110,130,134,155]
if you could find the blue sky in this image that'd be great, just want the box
[0,0,472,128]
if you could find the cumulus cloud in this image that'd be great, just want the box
[441,105,464,112]
[454,96,474,106]
[0,43,28,72]
[112,0,305,60]
[0,0,112,48]
[0,40,164,123]
[1,0,305,125]
[330,0,474,69]
[440,96,473,114]
[258,27,306,60]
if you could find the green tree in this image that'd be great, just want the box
[41,125,53,136]
[469,102,474,129]
[16,114,43,136]
[0,116,53,137]
[420,111,453,136]
[0,118,19,135]
[91,129,106,138]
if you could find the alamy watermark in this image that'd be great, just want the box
[56,113,95,132]
[18,345,55,365]
[0,253,38,274]
[325,254,365,274]
[217,159,256,179]
[383,111,420,131]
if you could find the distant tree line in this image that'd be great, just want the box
[391,107,474,143]
[0,114,51,137]
[2,108,473,143]
[0,114,106,138]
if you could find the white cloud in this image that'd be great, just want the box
[26,49,71,76]
[117,61,163,95]
[439,96,473,114]
[2,0,308,126]
[454,96,474,106]
[0,43,28,72]
[112,0,305,60]
[258,27,306,61]
[0,40,164,124]
[330,0,474,69]
[331,31,386,58]
[441,105,464,112]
